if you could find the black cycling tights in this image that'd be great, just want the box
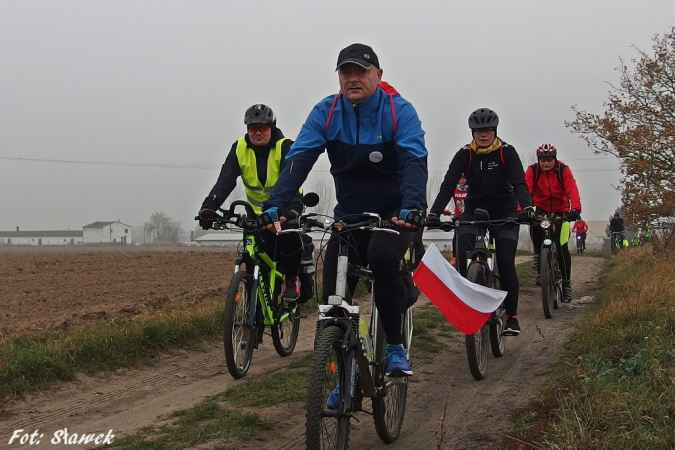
[457,209,521,317]
[322,229,412,346]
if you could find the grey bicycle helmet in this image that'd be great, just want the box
[468,108,499,130]
[244,104,276,126]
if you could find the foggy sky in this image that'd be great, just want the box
[2,0,674,232]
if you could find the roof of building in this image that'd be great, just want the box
[0,230,83,238]
[83,221,132,228]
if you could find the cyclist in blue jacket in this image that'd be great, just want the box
[259,43,428,378]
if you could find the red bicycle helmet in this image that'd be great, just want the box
[536,143,557,158]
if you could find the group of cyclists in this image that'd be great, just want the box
[197,42,588,380]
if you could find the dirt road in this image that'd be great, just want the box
[0,254,602,450]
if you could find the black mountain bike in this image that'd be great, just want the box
[431,209,516,380]
[536,213,565,319]
[304,213,415,449]
[576,233,585,254]
[197,195,317,379]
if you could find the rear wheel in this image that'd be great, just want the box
[541,248,554,319]
[223,270,255,379]
[272,305,300,357]
[372,315,408,443]
[465,262,489,380]
[306,326,350,450]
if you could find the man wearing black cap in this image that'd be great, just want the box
[259,43,428,380]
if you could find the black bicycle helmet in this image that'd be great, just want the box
[468,108,499,130]
[244,104,276,126]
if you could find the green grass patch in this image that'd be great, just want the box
[104,354,313,449]
[413,309,456,353]
[516,258,535,283]
[0,297,224,399]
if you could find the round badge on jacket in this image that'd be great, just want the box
[369,151,383,163]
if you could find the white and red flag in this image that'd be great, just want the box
[412,243,506,335]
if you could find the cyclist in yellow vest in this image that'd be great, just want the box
[198,104,304,301]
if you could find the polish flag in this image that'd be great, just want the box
[412,243,506,335]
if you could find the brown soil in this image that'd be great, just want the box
[0,247,603,450]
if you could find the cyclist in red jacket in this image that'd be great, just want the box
[525,143,582,303]
[571,218,588,250]
[443,174,468,267]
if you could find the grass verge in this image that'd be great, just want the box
[506,246,675,448]
[0,296,224,399]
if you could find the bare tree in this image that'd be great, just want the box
[144,212,185,243]
[566,28,675,227]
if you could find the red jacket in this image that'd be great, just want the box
[525,160,582,213]
[572,220,588,234]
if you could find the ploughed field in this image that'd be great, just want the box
[0,245,236,338]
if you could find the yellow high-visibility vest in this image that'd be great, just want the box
[235,137,288,214]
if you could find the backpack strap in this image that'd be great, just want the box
[324,93,340,132]
[531,161,566,188]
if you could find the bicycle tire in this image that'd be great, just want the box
[306,325,350,450]
[541,247,554,319]
[577,238,584,254]
[372,315,408,443]
[223,270,255,379]
[552,255,561,310]
[489,275,506,357]
[465,262,489,380]
[271,307,300,357]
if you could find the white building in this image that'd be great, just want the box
[83,221,133,244]
[0,221,133,246]
[0,229,84,246]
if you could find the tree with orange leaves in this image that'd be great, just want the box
[566,27,675,227]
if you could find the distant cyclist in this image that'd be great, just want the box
[197,104,306,302]
[428,108,534,336]
[446,174,468,267]
[571,217,588,250]
[525,143,582,303]
[609,212,625,250]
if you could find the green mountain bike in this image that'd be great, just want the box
[203,196,316,379]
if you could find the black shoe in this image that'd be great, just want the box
[503,315,521,336]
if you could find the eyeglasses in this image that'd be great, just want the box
[473,129,494,135]
[248,125,271,133]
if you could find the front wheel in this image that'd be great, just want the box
[465,262,489,380]
[489,276,506,358]
[223,270,255,379]
[306,325,350,450]
[541,247,554,319]
[372,315,408,443]
[271,306,300,357]
[577,238,584,254]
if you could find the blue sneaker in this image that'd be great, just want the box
[385,344,412,377]
[535,274,541,286]
[326,384,340,410]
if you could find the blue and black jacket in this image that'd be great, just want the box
[263,86,428,221]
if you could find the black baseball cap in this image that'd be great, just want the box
[336,43,380,70]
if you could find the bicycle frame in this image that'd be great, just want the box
[234,229,295,334]
[214,200,302,344]
[316,216,403,402]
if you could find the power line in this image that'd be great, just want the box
[1,156,619,172]
[0,156,218,169]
